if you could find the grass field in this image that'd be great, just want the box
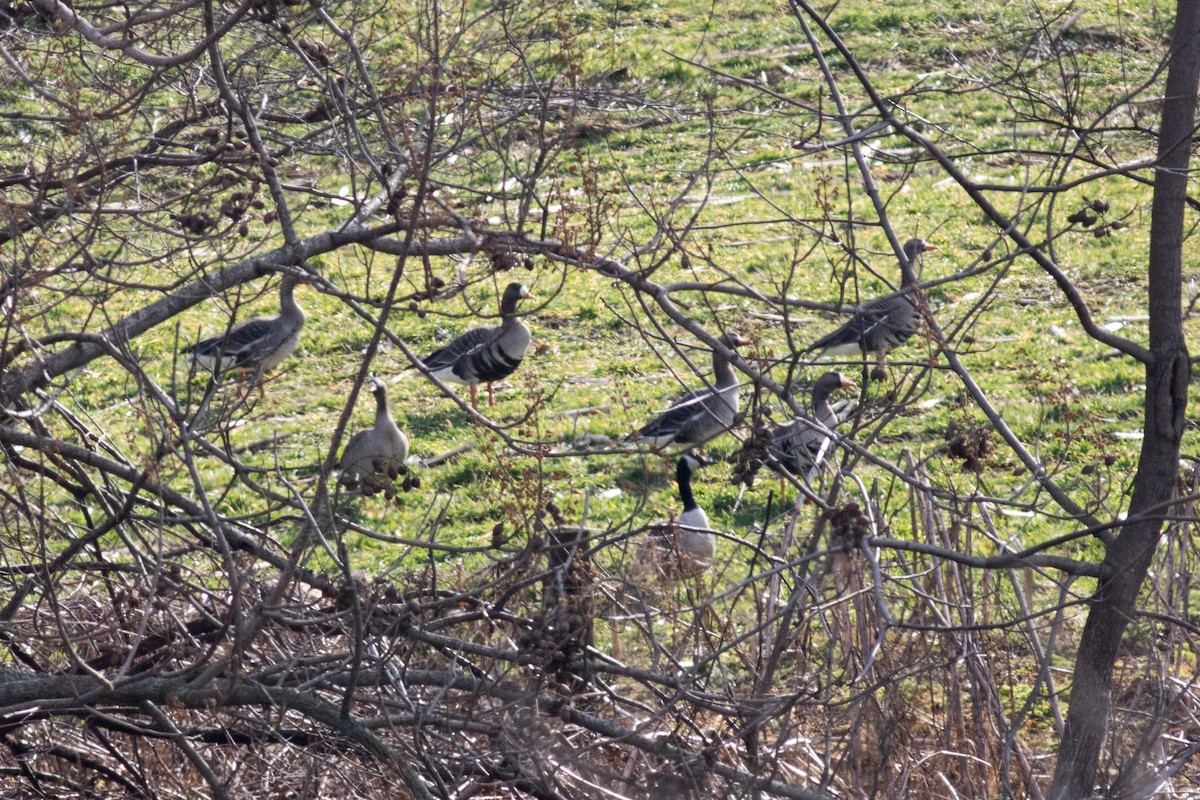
[3,0,1198,795]
[5,0,1178,621]
[37,0,1168,553]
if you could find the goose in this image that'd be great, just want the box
[416,282,534,408]
[338,378,410,495]
[806,238,938,365]
[185,272,306,393]
[644,453,715,578]
[766,371,857,486]
[626,332,744,448]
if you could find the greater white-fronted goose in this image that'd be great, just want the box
[643,453,715,578]
[807,238,937,365]
[766,371,857,485]
[185,272,306,392]
[417,282,534,408]
[626,332,744,448]
[338,378,410,496]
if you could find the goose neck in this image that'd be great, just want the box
[499,291,523,321]
[815,397,836,428]
[676,460,699,512]
[899,241,926,289]
[812,383,835,416]
[712,348,736,389]
[373,388,390,421]
[280,276,303,317]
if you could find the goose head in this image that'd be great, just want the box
[812,371,858,403]
[717,331,745,350]
[899,239,938,286]
[500,282,535,315]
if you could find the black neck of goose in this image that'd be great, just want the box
[676,460,698,512]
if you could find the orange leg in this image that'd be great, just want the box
[232,369,255,400]
[469,384,479,410]
[487,382,496,407]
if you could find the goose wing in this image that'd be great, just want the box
[628,386,734,445]
[808,298,891,349]
[419,325,500,372]
[337,430,374,482]
[808,294,916,354]
[767,418,832,477]
[186,315,279,368]
[338,430,409,492]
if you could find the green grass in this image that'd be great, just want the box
[4,0,1196,778]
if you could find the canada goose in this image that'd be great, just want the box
[644,453,715,578]
[807,238,937,365]
[627,332,744,448]
[766,371,857,486]
[416,282,534,408]
[185,272,306,393]
[338,379,410,495]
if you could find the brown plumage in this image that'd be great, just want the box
[807,238,937,364]
[416,282,534,408]
[626,332,744,448]
[185,273,306,394]
[338,379,410,495]
[766,371,857,483]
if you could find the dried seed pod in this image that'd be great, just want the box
[828,503,872,549]
[946,419,994,474]
[730,424,771,487]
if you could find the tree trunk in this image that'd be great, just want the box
[1048,2,1196,796]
